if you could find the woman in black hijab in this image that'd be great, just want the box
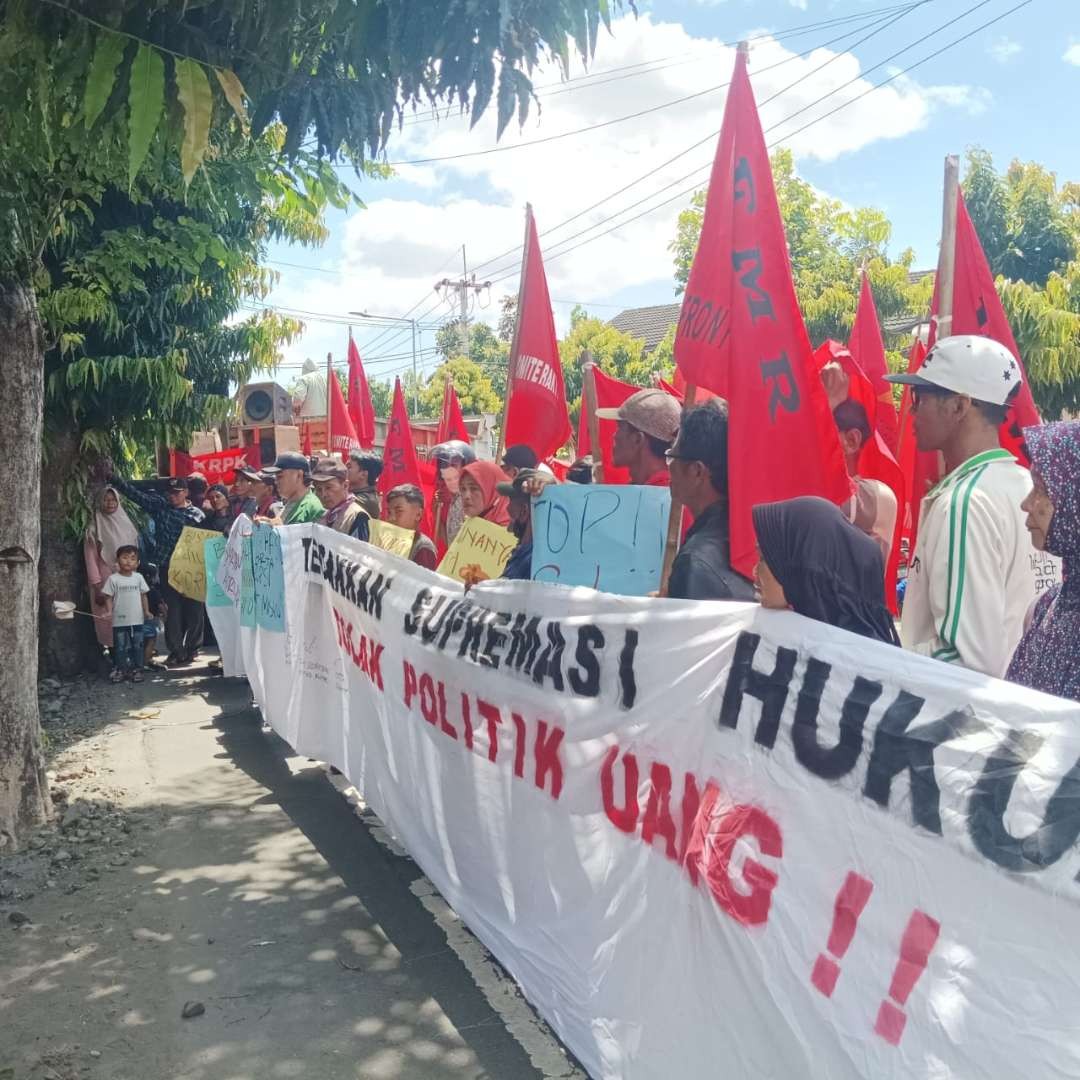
[752,496,899,645]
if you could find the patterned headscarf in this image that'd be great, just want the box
[1006,421,1080,700]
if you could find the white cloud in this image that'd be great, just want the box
[988,36,1022,64]
[267,13,992,373]
[1065,42,1080,66]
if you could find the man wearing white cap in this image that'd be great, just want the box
[886,335,1058,677]
[596,388,682,487]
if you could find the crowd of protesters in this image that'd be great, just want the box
[88,332,1077,705]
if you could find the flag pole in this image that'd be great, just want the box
[581,352,605,482]
[936,154,960,341]
[497,203,531,462]
[325,350,333,456]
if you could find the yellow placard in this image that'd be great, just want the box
[168,526,226,601]
[369,520,416,559]
[437,517,518,584]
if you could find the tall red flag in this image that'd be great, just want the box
[347,336,376,449]
[950,189,1040,463]
[378,378,423,511]
[849,271,899,455]
[328,369,361,461]
[437,379,469,444]
[672,49,851,578]
[503,206,572,459]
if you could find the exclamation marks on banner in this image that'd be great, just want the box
[810,872,874,998]
[874,910,941,1046]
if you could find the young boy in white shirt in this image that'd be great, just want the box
[101,545,151,683]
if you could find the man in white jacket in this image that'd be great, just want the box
[886,335,1058,678]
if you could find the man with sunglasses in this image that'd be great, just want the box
[665,400,756,602]
[886,334,1057,677]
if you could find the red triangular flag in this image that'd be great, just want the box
[577,367,638,484]
[378,378,423,516]
[504,207,572,460]
[672,50,851,578]
[814,341,904,615]
[301,423,313,458]
[950,189,1040,463]
[328,369,361,462]
[437,379,469,444]
[347,337,376,449]
[849,271,899,455]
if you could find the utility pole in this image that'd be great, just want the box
[436,247,490,362]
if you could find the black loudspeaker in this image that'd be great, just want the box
[237,382,292,426]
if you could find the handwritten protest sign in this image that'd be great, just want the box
[239,536,256,628]
[251,524,285,632]
[437,516,517,583]
[369,520,415,559]
[531,483,670,595]
[216,514,251,604]
[203,537,231,607]
[168,527,226,600]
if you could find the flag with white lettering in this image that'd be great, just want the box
[672,50,850,577]
[329,367,361,460]
[504,208,572,460]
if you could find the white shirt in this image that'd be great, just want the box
[901,449,1059,677]
[102,571,149,628]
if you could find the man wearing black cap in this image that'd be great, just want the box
[259,451,324,526]
[501,444,539,480]
[108,473,207,665]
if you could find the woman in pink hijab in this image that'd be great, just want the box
[459,460,511,527]
[83,486,139,651]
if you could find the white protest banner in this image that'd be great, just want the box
[248,525,1080,1079]
[207,515,251,677]
[215,513,251,604]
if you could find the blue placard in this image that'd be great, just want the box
[530,484,671,596]
[251,524,286,632]
[203,537,231,608]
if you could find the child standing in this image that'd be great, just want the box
[101,545,151,683]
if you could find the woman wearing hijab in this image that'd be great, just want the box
[431,440,476,553]
[84,485,140,652]
[752,496,899,645]
[459,460,511,527]
[1007,421,1080,701]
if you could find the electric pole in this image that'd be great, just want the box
[436,246,490,362]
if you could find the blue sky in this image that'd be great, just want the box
[262,0,1078,390]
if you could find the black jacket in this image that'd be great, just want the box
[667,501,755,602]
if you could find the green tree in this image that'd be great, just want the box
[436,319,511,400]
[0,0,623,844]
[419,357,501,418]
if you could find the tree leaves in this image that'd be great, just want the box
[84,32,127,129]
[127,44,164,189]
[214,68,249,136]
[175,58,213,186]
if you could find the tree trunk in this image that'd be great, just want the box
[0,280,51,848]
[39,427,99,676]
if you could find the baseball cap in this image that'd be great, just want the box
[502,444,539,471]
[262,451,311,475]
[885,335,1022,406]
[496,468,543,499]
[311,456,347,482]
[595,388,681,443]
[236,467,261,482]
[163,477,188,493]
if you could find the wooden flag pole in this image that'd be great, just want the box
[497,203,532,462]
[325,350,333,456]
[659,384,695,595]
[581,351,604,482]
[936,154,960,341]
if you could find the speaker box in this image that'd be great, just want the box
[237,381,293,426]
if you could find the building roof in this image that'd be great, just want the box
[609,303,681,353]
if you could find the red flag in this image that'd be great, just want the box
[347,336,376,449]
[504,207,572,459]
[896,338,940,557]
[577,367,638,484]
[656,375,683,401]
[437,379,469,444]
[672,50,851,578]
[815,341,904,614]
[301,423,313,458]
[950,190,1040,463]
[379,378,423,516]
[328,370,361,461]
[849,271,899,454]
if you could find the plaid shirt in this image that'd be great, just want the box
[111,476,205,568]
